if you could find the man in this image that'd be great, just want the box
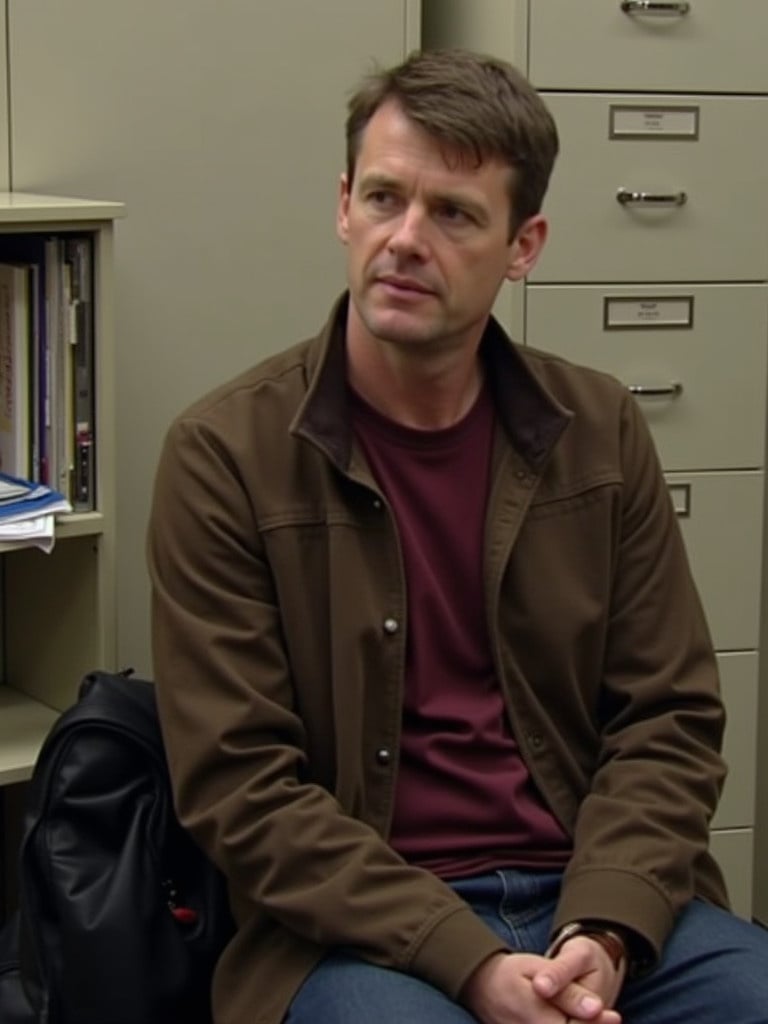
[147,50,768,1024]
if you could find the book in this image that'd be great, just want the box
[0,513,58,554]
[0,263,32,477]
[0,475,31,502]
[0,470,71,522]
[0,234,97,503]
[0,235,51,484]
[0,470,72,554]
[64,236,95,510]
[45,237,66,498]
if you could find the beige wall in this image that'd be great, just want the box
[5,0,418,673]
[0,11,7,190]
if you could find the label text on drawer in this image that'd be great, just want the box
[604,295,694,330]
[610,105,699,139]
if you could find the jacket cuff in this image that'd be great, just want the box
[553,867,675,973]
[408,904,510,1000]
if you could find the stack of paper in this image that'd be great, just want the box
[0,471,72,553]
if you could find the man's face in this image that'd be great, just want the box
[337,100,544,355]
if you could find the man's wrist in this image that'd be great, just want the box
[546,921,628,971]
[581,928,627,971]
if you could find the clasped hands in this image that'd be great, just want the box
[461,934,625,1024]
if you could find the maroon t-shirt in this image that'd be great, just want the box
[352,385,571,879]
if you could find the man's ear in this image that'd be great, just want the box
[336,173,351,244]
[505,214,548,282]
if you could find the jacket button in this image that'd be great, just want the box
[383,617,399,634]
[376,747,392,765]
[529,731,544,749]
[372,498,383,510]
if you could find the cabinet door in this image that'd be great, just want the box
[709,829,754,920]
[529,0,768,94]
[525,284,768,472]
[531,94,768,283]
[712,653,758,831]
[665,471,763,652]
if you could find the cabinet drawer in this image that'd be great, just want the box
[528,0,768,94]
[709,829,753,920]
[525,284,768,471]
[665,471,763,651]
[712,653,757,831]
[531,94,768,283]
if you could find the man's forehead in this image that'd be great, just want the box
[356,102,512,178]
[355,149,513,207]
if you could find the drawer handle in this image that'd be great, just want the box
[617,187,687,207]
[628,382,683,397]
[621,1,691,16]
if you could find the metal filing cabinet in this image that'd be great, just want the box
[424,0,768,918]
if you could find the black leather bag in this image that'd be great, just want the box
[0,912,34,1024]
[2,669,234,1024]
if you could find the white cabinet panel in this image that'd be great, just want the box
[525,284,768,472]
[531,94,768,283]
[709,829,754,920]
[529,0,768,94]
[713,653,758,831]
[665,471,763,652]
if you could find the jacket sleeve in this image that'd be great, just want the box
[147,414,506,1000]
[553,391,727,968]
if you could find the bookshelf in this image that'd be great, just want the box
[0,193,123,785]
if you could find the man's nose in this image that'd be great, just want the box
[387,204,429,258]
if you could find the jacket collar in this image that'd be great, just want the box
[292,292,572,473]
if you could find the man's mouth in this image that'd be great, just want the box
[376,274,435,296]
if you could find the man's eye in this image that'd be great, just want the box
[367,190,397,208]
[437,204,472,224]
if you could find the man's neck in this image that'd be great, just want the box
[348,349,484,430]
[345,319,486,431]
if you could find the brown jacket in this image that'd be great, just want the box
[147,295,727,1024]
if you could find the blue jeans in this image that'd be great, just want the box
[284,869,768,1023]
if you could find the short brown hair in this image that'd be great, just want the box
[345,49,559,237]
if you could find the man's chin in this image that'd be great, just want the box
[369,319,439,347]
[359,304,441,345]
